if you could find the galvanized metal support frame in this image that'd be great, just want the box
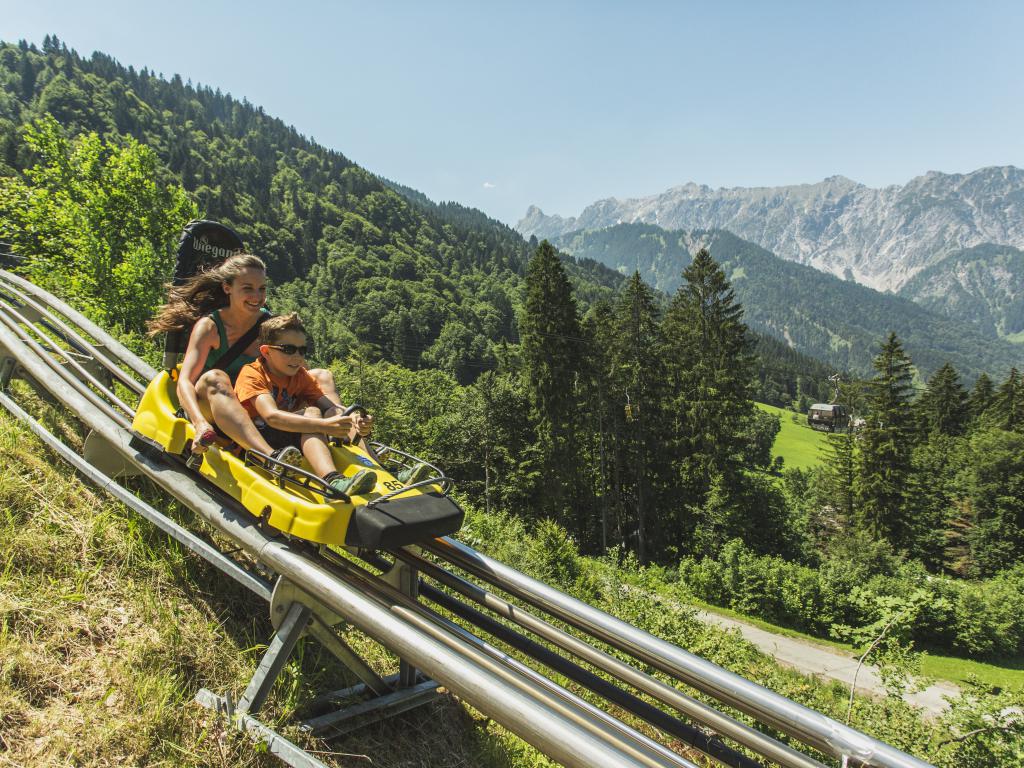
[196,562,440,768]
[383,557,422,688]
[195,688,334,768]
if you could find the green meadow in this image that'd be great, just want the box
[756,402,831,471]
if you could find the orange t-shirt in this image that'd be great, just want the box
[234,357,325,425]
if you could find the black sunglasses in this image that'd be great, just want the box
[268,344,309,356]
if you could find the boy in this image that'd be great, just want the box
[234,312,378,496]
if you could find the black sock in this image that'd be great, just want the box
[323,470,343,484]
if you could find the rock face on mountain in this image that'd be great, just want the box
[518,167,1024,292]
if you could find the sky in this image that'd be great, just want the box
[2,1,1022,226]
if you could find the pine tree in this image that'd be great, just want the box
[992,367,1023,432]
[823,430,857,524]
[605,273,670,562]
[581,301,616,551]
[918,362,968,436]
[968,372,995,422]
[662,248,754,552]
[857,333,916,549]
[519,240,586,530]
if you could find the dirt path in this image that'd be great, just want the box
[696,610,960,716]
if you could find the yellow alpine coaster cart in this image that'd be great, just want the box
[131,220,464,550]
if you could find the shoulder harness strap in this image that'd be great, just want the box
[210,312,273,372]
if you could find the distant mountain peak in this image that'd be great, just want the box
[517,166,1024,291]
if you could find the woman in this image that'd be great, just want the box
[147,253,371,457]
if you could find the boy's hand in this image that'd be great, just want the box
[320,413,356,437]
[355,413,374,437]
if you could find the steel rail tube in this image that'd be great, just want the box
[421,583,757,768]
[0,326,691,768]
[0,270,155,385]
[0,300,137,416]
[397,547,826,768]
[265,544,687,768]
[424,537,935,768]
[0,306,133,429]
[0,275,150,394]
[317,552,699,768]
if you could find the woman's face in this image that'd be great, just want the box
[224,268,267,314]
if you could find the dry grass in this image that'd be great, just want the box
[0,408,536,767]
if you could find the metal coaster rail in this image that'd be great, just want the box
[0,269,935,768]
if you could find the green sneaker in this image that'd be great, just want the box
[329,468,377,497]
[397,462,433,486]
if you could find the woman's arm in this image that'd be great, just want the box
[176,317,217,427]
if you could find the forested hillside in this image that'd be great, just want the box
[553,223,1021,380]
[0,37,839,403]
[899,243,1024,341]
[0,36,623,379]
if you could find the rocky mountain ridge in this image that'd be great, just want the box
[552,224,1021,380]
[519,167,1024,292]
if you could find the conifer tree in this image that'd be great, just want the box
[581,300,621,551]
[659,249,757,557]
[606,272,670,561]
[857,333,916,548]
[918,362,968,436]
[823,430,857,524]
[519,240,586,530]
[662,248,754,541]
[968,372,995,422]
[964,426,1024,576]
[992,367,1023,432]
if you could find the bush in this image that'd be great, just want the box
[675,539,1024,659]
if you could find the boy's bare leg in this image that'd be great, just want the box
[298,406,337,477]
[195,370,274,453]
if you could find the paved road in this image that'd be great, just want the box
[696,610,960,716]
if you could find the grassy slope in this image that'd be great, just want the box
[0,403,535,768]
[756,401,830,471]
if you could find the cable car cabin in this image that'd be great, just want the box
[807,403,849,432]
[131,220,464,551]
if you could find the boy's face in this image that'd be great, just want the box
[260,329,308,377]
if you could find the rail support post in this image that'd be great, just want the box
[0,355,17,389]
[383,557,421,687]
[239,601,312,714]
[197,599,331,768]
[295,555,441,738]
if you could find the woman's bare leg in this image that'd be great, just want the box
[309,367,377,457]
[299,406,336,477]
[309,368,342,408]
[195,370,274,454]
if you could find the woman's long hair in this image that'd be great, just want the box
[147,253,266,336]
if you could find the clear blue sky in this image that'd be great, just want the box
[2,1,1022,226]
